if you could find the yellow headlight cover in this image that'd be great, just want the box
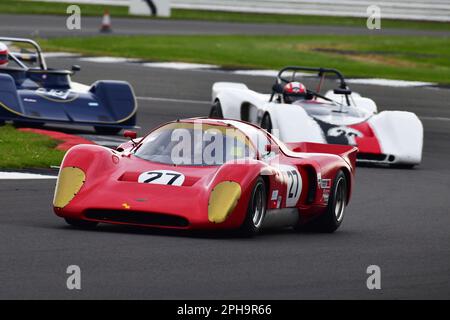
[53,167,86,208]
[208,181,241,223]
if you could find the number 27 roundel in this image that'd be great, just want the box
[279,165,302,207]
[138,170,185,186]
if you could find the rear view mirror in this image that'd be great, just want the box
[123,130,137,140]
[272,83,284,94]
[71,65,81,72]
[265,144,279,153]
[333,88,352,95]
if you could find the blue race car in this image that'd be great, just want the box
[0,37,137,134]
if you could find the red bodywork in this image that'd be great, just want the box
[53,119,357,230]
[349,121,381,154]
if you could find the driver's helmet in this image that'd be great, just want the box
[0,42,9,66]
[283,81,307,104]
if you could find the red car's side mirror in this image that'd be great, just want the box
[123,130,137,140]
[265,144,279,153]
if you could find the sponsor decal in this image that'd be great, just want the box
[276,196,282,209]
[271,189,279,201]
[138,170,185,186]
[320,178,331,189]
[322,190,330,204]
[35,88,76,101]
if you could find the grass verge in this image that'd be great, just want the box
[1,0,449,31]
[41,35,450,84]
[0,124,64,168]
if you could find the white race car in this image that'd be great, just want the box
[211,66,423,168]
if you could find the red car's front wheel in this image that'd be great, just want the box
[65,218,98,229]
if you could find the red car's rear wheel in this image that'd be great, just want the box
[240,177,267,237]
[314,170,348,233]
[297,170,348,233]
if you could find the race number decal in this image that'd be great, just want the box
[35,88,75,101]
[138,170,185,186]
[279,165,302,207]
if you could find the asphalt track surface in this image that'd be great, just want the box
[1,14,450,38]
[1,56,450,299]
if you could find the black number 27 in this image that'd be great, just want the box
[287,170,299,199]
[144,172,181,185]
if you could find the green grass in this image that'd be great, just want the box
[1,0,450,31]
[0,125,64,168]
[171,9,450,32]
[0,0,129,16]
[41,34,450,84]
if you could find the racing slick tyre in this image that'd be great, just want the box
[13,120,44,128]
[240,177,267,237]
[65,218,98,229]
[261,113,273,133]
[209,100,224,119]
[304,170,348,233]
[390,163,415,169]
[94,126,122,135]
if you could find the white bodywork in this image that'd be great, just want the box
[212,82,423,166]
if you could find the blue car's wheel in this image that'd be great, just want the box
[13,120,44,128]
[94,126,122,135]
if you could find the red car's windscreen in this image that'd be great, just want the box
[134,122,256,166]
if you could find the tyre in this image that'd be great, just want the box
[209,100,224,119]
[240,177,267,237]
[308,170,348,233]
[65,218,98,229]
[13,120,44,128]
[94,126,122,135]
[260,113,272,133]
[390,163,415,169]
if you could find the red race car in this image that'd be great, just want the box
[53,118,357,236]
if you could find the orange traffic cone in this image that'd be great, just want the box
[100,9,112,33]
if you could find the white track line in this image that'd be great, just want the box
[0,172,57,180]
[346,78,434,88]
[137,96,211,105]
[47,52,439,89]
[420,116,450,121]
[44,52,81,58]
[142,62,219,70]
[79,56,141,63]
[137,95,450,122]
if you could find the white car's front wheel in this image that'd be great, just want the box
[209,100,224,119]
[261,113,272,133]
